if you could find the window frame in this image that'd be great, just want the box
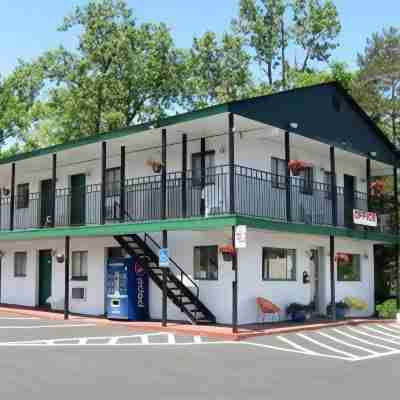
[105,167,121,197]
[337,253,361,282]
[193,245,219,281]
[14,251,27,278]
[191,150,216,188]
[71,287,86,301]
[299,167,314,195]
[262,247,297,282]
[16,183,30,209]
[323,171,333,199]
[71,251,88,281]
[271,157,287,190]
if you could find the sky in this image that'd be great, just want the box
[0,0,399,76]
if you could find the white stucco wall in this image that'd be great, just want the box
[0,229,377,324]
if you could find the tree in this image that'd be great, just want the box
[234,0,286,86]
[35,0,185,144]
[292,0,341,72]
[183,31,252,109]
[356,27,400,142]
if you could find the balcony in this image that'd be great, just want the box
[0,165,395,235]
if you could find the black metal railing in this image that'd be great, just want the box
[0,164,396,235]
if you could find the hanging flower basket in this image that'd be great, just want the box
[335,253,351,264]
[219,244,236,262]
[370,180,385,197]
[288,160,311,176]
[145,159,163,174]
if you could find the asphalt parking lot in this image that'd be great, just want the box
[1,312,400,399]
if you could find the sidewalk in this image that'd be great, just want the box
[0,304,396,341]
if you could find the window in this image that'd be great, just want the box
[71,251,88,280]
[194,246,218,280]
[337,254,361,282]
[262,247,296,281]
[14,252,27,277]
[324,171,333,199]
[16,183,29,209]
[106,167,121,197]
[192,151,215,187]
[299,167,313,195]
[107,247,127,259]
[271,157,286,189]
[71,287,86,300]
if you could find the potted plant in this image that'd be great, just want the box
[286,303,309,322]
[288,160,311,176]
[327,301,350,319]
[145,159,163,173]
[219,244,236,262]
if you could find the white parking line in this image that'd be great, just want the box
[378,324,400,334]
[0,323,96,329]
[332,328,397,352]
[297,333,358,360]
[348,327,400,346]
[277,335,317,355]
[317,331,378,355]
[362,326,400,341]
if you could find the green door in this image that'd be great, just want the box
[38,250,52,308]
[70,174,86,225]
[40,179,53,227]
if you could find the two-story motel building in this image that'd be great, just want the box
[0,82,399,328]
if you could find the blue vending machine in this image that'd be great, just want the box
[106,257,149,321]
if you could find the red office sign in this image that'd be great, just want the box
[353,209,378,227]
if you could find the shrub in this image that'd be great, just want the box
[376,299,398,319]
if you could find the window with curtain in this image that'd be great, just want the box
[71,251,88,280]
[337,254,361,282]
[16,183,29,209]
[262,247,296,281]
[194,245,218,280]
[14,252,27,277]
[271,157,286,189]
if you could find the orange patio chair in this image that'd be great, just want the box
[256,297,281,323]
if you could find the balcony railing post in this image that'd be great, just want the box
[119,145,126,223]
[366,158,371,211]
[229,112,235,214]
[284,130,291,222]
[330,146,338,226]
[10,162,15,231]
[181,134,187,218]
[51,153,57,228]
[101,141,107,225]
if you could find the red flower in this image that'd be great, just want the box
[288,160,312,175]
[370,180,385,197]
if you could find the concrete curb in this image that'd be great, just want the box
[0,304,397,341]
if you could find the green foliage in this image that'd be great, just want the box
[376,299,398,319]
[183,31,252,109]
[356,27,400,141]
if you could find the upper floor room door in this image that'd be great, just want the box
[40,179,52,227]
[70,174,86,225]
[344,174,355,228]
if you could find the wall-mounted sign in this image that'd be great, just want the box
[235,225,247,249]
[353,209,377,227]
[159,248,170,268]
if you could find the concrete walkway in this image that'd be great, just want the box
[0,304,395,341]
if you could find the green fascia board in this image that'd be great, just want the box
[0,103,229,166]
[236,216,399,244]
[0,214,396,244]
[0,215,237,241]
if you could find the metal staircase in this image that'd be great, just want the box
[113,233,216,325]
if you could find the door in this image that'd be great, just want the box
[38,250,52,308]
[40,179,53,226]
[344,174,355,228]
[70,174,86,225]
[310,249,320,314]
